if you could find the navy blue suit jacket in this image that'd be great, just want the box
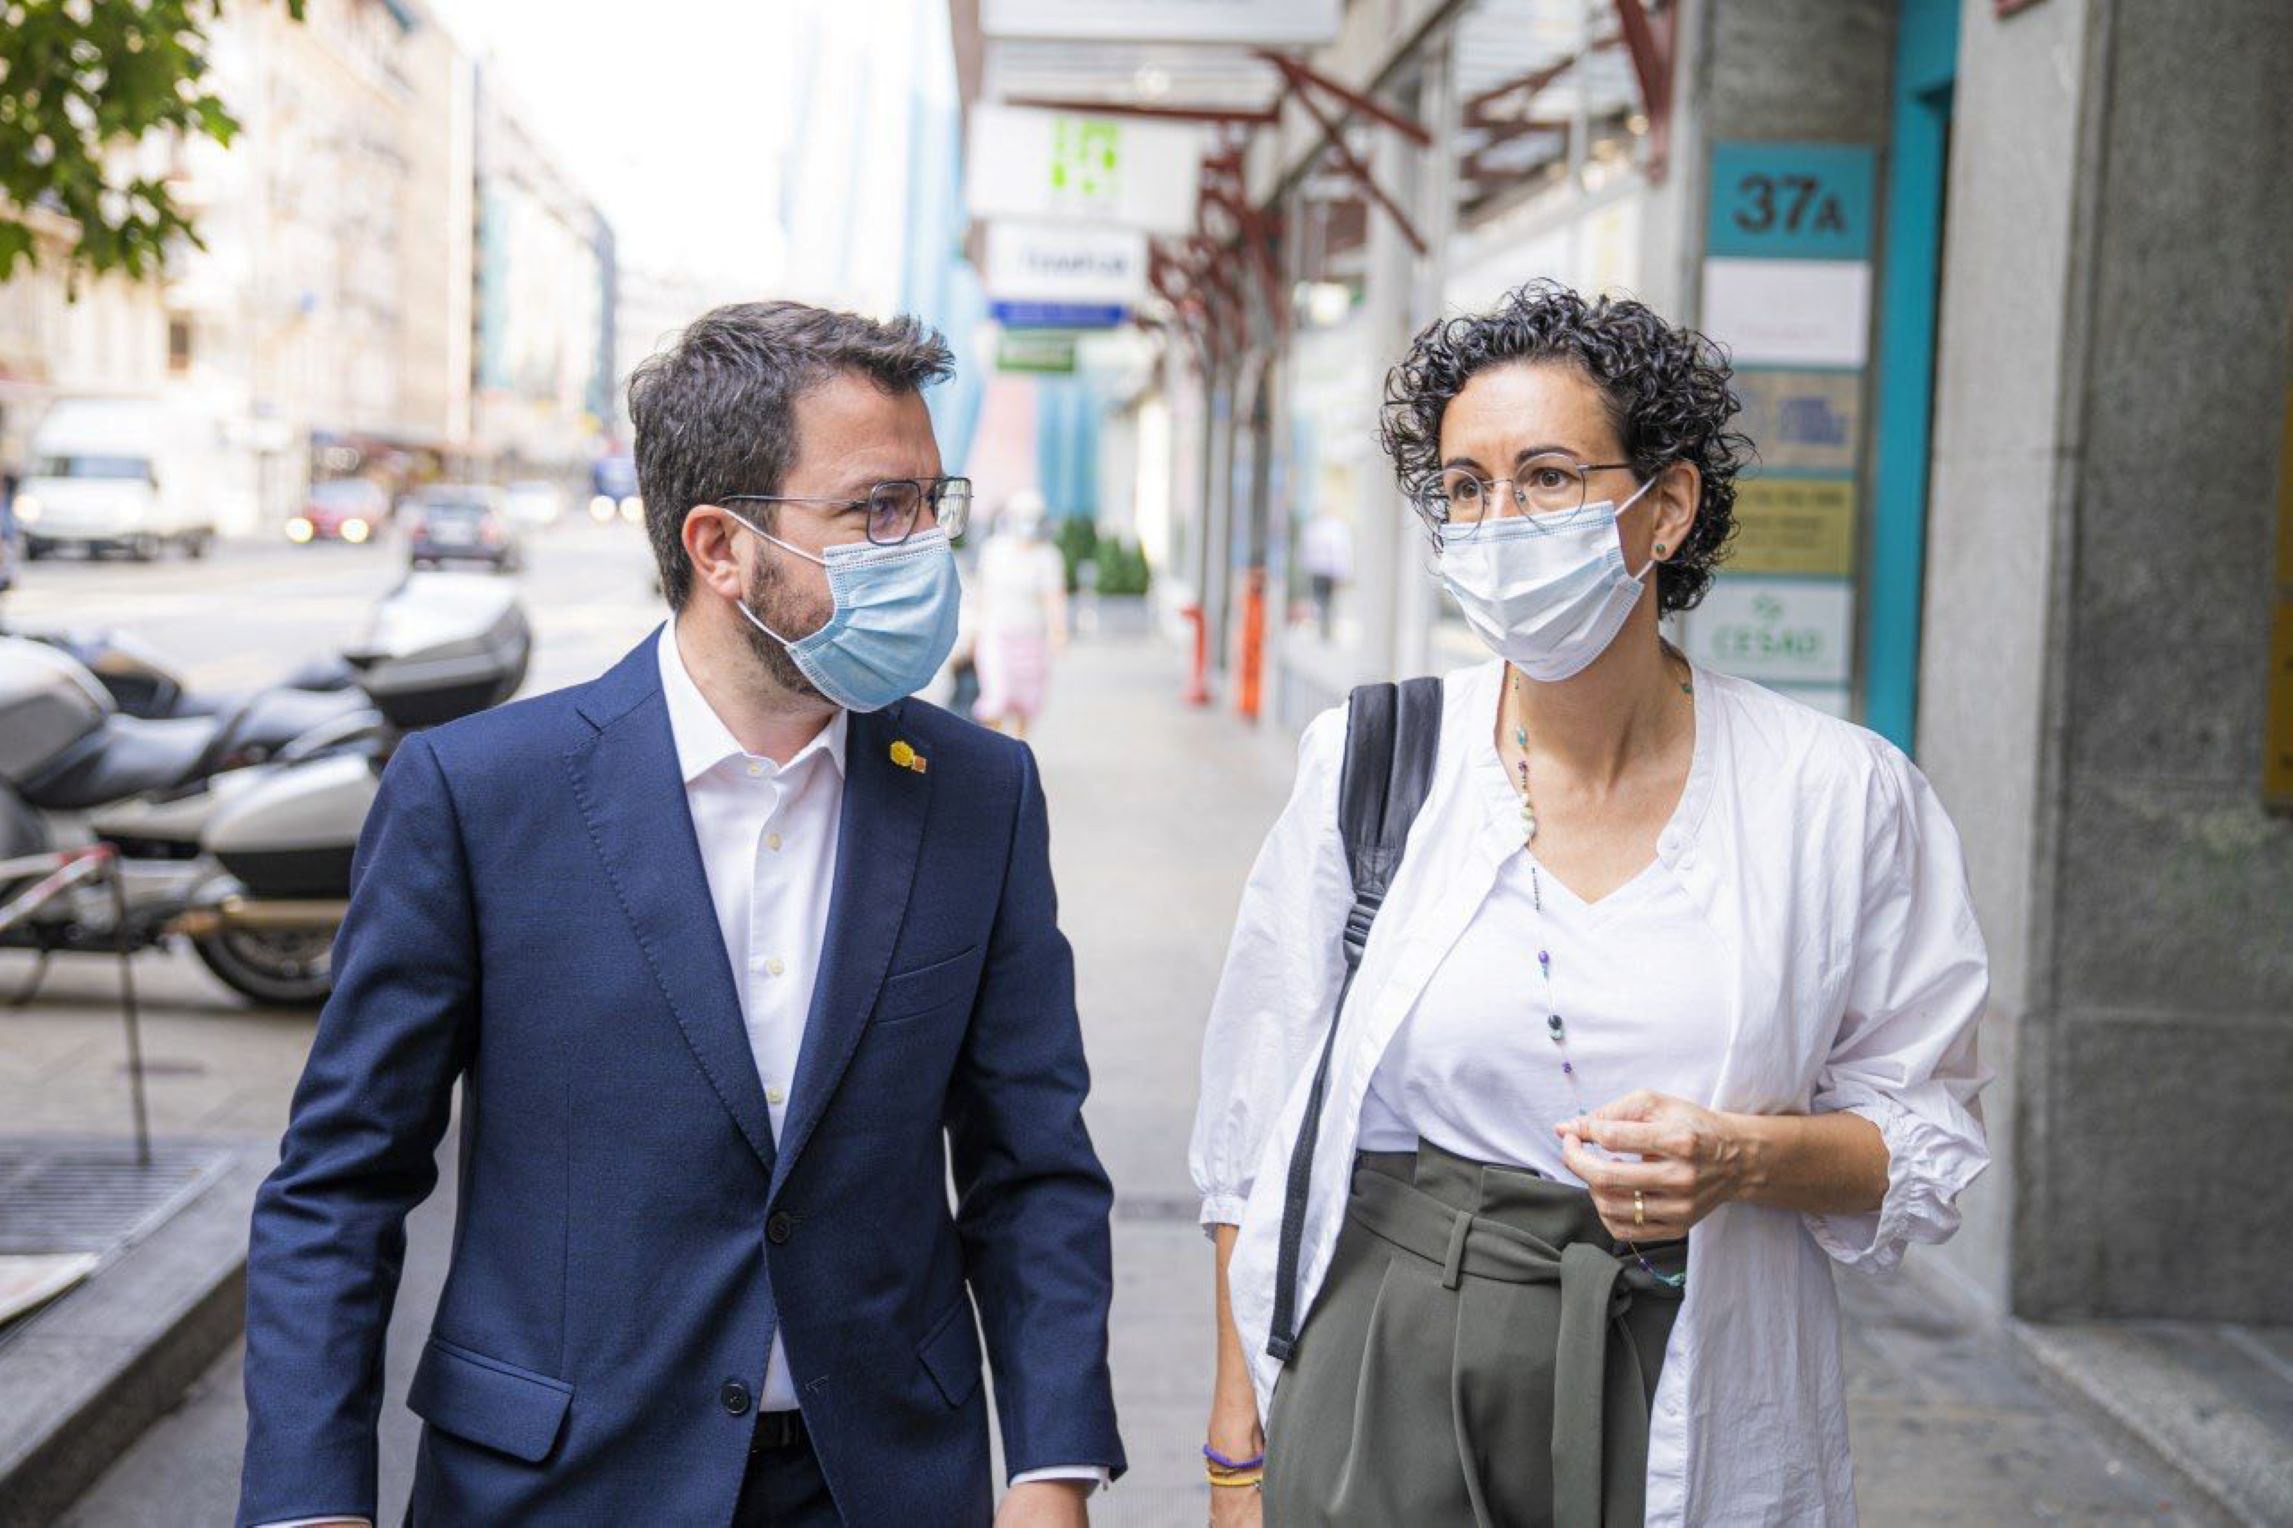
[238,630,1124,1525]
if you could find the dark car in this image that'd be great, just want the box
[406,486,522,573]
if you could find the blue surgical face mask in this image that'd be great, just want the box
[721,510,962,713]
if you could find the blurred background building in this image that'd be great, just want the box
[0,0,614,531]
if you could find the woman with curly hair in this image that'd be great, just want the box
[1190,282,1989,1526]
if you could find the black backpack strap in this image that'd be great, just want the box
[1266,675,1442,1363]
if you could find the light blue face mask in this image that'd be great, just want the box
[721,510,962,713]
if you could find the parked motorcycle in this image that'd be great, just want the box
[5,615,360,725]
[177,573,532,1003]
[0,573,531,1006]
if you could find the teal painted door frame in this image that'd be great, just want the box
[1864,0,1961,753]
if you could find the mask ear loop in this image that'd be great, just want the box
[1614,470,1668,582]
[715,503,820,648]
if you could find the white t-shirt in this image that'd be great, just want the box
[1357,841,1730,1175]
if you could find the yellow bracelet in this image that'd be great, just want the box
[1206,1467,1265,1488]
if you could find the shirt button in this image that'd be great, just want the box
[767,1087,786,1106]
[745,762,763,779]
[766,833,783,852]
[767,1212,794,1245]
[721,1378,752,1415]
[766,957,786,977]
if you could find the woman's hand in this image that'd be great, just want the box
[1557,1089,1752,1241]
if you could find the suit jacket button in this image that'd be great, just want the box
[767,1212,793,1245]
[721,1379,752,1415]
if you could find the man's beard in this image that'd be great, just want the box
[735,549,828,702]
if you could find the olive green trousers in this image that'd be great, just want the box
[1263,1140,1687,1528]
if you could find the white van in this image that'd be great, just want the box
[14,397,240,561]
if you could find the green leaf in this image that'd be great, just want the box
[0,0,301,282]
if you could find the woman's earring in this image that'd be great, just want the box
[1653,541,1667,558]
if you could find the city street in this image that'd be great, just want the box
[0,527,2205,1525]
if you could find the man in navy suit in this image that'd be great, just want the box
[238,303,1124,1526]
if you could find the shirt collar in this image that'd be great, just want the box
[656,621,848,785]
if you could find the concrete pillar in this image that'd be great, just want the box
[1923,0,2293,1321]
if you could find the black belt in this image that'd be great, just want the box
[748,1409,806,1455]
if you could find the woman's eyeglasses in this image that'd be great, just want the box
[1415,455,1639,539]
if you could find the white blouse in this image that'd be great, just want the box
[1356,834,1730,1174]
[1190,658,1990,1527]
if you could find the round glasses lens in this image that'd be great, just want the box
[1518,455,1591,519]
[1436,471,1495,536]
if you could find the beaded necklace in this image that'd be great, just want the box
[1506,662,1690,1289]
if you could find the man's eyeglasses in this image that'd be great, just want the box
[721,476,972,547]
[1414,455,1640,539]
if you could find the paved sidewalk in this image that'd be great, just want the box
[43,629,2213,1525]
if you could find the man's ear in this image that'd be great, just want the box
[684,505,746,601]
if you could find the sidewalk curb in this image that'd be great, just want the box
[2011,1320,2277,1528]
[0,1142,270,1528]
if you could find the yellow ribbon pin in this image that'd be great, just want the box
[889,740,926,774]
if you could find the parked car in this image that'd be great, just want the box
[588,453,641,524]
[14,396,237,560]
[288,478,390,546]
[503,479,567,529]
[405,485,521,573]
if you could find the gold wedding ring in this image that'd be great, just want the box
[1634,1190,1646,1227]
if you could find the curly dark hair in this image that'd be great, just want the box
[1379,280,1752,614]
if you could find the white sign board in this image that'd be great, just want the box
[1681,577,1855,685]
[985,221,1150,306]
[1699,257,1871,368]
[967,105,1203,236]
[982,0,1339,44]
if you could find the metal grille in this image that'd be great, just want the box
[0,1138,233,1254]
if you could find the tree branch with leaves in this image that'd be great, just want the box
[0,0,304,285]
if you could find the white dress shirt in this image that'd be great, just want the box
[658,619,848,1413]
[658,623,1105,1491]
[1191,658,1990,1527]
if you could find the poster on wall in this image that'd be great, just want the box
[1728,479,1858,577]
[1690,139,1879,708]
[1700,260,1871,368]
[1682,578,1855,687]
[1732,368,1862,474]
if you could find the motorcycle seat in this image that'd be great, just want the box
[16,713,224,811]
[212,685,370,761]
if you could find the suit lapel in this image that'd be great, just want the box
[771,704,929,1202]
[566,635,777,1176]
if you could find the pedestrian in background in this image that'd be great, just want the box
[1190,282,1989,1526]
[972,487,1068,739]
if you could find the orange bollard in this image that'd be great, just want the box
[1237,569,1266,722]
[1180,603,1211,706]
